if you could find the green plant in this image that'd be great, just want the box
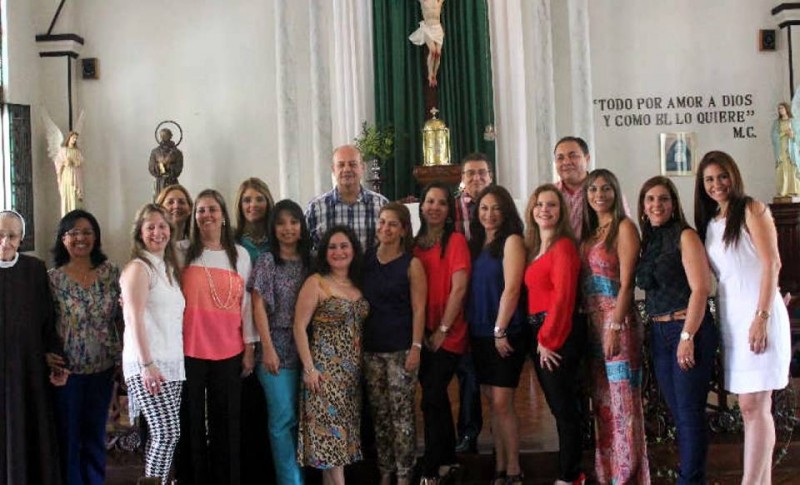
[354,122,395,162]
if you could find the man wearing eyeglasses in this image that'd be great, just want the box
[451,152,492,454]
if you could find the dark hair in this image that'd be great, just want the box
[379,202,414,253]
[415,182,456,258]
[234,177,275,242]
[469,185,523,259]
[155,184,193,240]
[581,168,627,251]
[694,150,751,246]
[52,209,108,268]
[460,152,493,171]
[637,176,690,250]
[186,189,238,269]
[268,199,311,270]
[315,225,364,288]
[554,136,589,155]
[524,184,575,260]
[129,204,181,286]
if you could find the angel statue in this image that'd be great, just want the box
[409,0,444,87]
[772,98,800,196]
[42,110,85,216]
[148,123,184,198]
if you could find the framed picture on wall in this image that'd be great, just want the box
[660,132,697,176]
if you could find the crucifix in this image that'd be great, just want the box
[409,0,445,118]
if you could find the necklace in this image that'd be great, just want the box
[376,248,401,265]
[200,251,237,310]
[329,274,351,286]
[417,231,442,250]
[594,221,611,239]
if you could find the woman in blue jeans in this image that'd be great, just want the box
[635,176,719,484]
[248,199,310,484]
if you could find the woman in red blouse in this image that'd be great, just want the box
[413,182,471,484]
[523,184,586,485]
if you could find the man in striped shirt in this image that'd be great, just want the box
[305,144,389,253]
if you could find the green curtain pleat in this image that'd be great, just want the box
[373,0,494,200]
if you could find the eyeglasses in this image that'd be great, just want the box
[463,169,490,177]
[64,229,95,238]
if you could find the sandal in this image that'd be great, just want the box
[439,464,463,484]
[505,472,524,485]
[491,470,507,485]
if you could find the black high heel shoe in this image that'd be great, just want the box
[504,472,524,485]
[490,470,506,485]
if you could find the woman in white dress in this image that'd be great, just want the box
[694,150,791,484]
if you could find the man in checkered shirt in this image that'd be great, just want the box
[305,144,389,253]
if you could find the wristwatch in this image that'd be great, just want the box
[680,331,693,341]
[755,309,771,320]
[493,326,507,337]
[438,325,450,334]
[607,323,623,332]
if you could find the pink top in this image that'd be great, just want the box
[182,246,255,360]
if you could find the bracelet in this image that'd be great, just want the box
[494,334,508,340]
[304,367,316,376]
[139,361,154,369]
[605,322,623,332]
[411,342,423,350]
[755,309,771,320]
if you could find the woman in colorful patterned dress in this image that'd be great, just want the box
[579,169,649,484]
[49,209,123,485]
[295,225,369,485]
[249,199,311,485]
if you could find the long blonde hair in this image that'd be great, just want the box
[524,184,576,261]
[130,204,181,286]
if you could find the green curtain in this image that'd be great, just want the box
[373,0,494,200]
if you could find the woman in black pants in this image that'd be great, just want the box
[523,184,586,485]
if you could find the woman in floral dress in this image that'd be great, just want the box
[294,225,369,485]
[579,169,649,484]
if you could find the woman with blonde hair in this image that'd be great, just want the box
[523,184,586,485]
[234,177,275,263]
[233,177,276,482]
[120,204,185,482]
[155,184,193,265]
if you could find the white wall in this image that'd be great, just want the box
[9,0,787,262]
[588,0,783,222]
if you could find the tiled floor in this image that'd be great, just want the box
[108,365,800,484]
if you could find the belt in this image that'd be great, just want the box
[651,309,688,322]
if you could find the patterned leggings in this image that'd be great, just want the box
[126,376,183,481]
[364,351,418,477]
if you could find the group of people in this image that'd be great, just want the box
[0,136,791,485]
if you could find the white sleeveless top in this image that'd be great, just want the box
[122,252,186,382]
